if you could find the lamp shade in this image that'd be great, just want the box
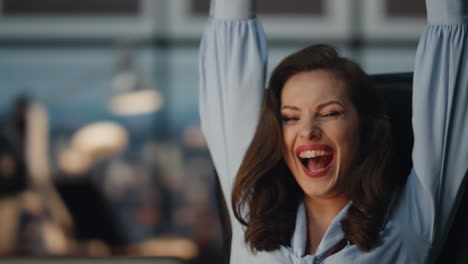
[70,121,128,161]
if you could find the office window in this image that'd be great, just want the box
[2,0,139,15]
[191,0,324,15]
[386,0,425,17]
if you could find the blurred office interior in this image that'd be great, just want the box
[0,0,425,263]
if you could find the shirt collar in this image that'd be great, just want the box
[290,201,352,258]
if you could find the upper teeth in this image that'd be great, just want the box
[299,150,332,158]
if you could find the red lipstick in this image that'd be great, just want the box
[295,144,334,178]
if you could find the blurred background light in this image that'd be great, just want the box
[57,148,92,176]
[109,89,163,116]
[70,121,128,161]
[108,42,163,116]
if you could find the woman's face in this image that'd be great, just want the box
[280,70,360,199]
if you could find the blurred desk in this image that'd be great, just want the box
[0,257,185,264]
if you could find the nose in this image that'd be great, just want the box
[299,120,321,140]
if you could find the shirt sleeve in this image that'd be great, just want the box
[396,0,468,244]
[198,0,268,204]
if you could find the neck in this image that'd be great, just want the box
[304,193,349,254]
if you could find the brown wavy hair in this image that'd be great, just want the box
[231,44,398,252]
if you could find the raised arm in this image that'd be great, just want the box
[399,0,468,244]
[198,0,267,199]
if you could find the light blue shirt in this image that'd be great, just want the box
[199,0,468,263]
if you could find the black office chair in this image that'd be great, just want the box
[372,73,414,183]
[213,72,467,263]
[373,73,468,264]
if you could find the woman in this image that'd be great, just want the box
[199,0,468,263]
[232,44,397,255]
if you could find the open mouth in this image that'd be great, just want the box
[296,145,334,178]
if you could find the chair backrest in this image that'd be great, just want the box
[372,72,414,180]
[372,72,468,264]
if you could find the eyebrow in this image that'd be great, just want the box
[317,100,343,109]
[280,105,300,111]
[281,100,343,111]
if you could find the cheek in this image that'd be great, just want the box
[282,128,293,147]
[337,123,358,143]
[281,127,297,163]
[329,119,360,160]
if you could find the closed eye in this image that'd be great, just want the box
[281,115,299,123]
[321,112,342,118]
